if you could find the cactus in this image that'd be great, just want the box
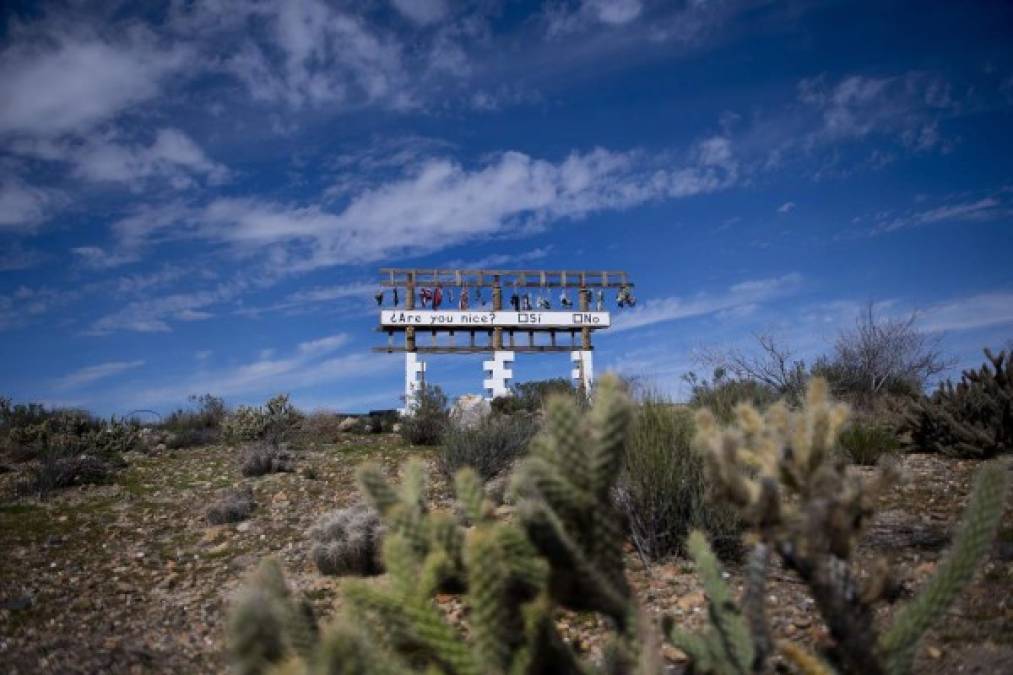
[666,531,755,675]
[905,348,1012,458]
[227,376,657,674]
[690,377,1009,675]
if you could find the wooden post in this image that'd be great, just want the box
[492,274,502,350]
[406,271,416,352]
[579,272,591,350]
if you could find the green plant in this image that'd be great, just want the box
[616,398,739,561]
[438,412,538,481]
[837,419,900,466]
[223,394,303,447]
[228,376,658,674]
[905,348,1012,458]
[683,369,779,424]
[399,384,449,446]
[490,378,576,415]
[161,394,226,448]
[207,487,256,525]
[309,503,385,576]
[684,378,1009,674]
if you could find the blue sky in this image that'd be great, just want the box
[1,0,1011,415]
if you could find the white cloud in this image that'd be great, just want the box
[0,178,58,230]
[798,72,957,151]
[54,360,145,390]
[611,273,803,332]
[875,196,1006,232]
[87,281,247,334]
[777,201,796,213]
[390,0,449,25]
[186,141,737,271]
[297,333,350,356]
[0,242,47,271]
[0,28,189,137]
[919,292,1013,333]
[546,0,643,36]
[72,246,141,270]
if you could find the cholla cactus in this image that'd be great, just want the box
[228,375,655,675]
[906,348,1012,458]
[688,377,1008,675]
[309,503,384,576]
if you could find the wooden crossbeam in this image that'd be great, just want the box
[372,345,586,354]
[378,268,633,288]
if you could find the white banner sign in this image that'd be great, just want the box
[380,310,611,328]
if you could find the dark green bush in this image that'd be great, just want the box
[684,368,779,423]
[490,378,576,415]
[438,412,539,481]
[616,397,740,560]
[398,384,449,446]
[837,420,900,465]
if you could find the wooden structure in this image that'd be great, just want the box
[374,268,633,409]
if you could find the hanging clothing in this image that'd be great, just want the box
[538,296,550,310]
[374,290,384,306]
[393,288,399,307]
[447,288,455,304]
[510,292,520,311]
[477,287,485,306]
[433,287,443,309]
[616,285,636,308]
[460,288,469,310]
[522,293,532,311]
[596,289,604,311]
[560,289,572,308]
[420,288,433,307]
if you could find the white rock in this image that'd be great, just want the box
[450,394,491,430]
[338,417,358,432]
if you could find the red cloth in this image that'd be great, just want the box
[433,287,443,309]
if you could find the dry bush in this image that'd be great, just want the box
[207,487,256,525]
[437,412,538,481]
[240,442,294,477]
[309,503,384,576]
[399,384,449,446]
[617,397,740,561]
[16,454,111,498]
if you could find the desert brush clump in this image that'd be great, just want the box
[241,442,294,477]
[309,502,385,576]
[679,377,1009,674]
[437,411,539,481]
[223,394,303,447]
[836,418,900,466]
[398,383,449,446]
[161,394,227,449]
[207,486,256,525]
[615,397,739,561]
[228,375,666,674]
[905,347,1012,458]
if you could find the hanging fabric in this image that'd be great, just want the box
[510,292,520,311]
[477,286,485,306]
[393,287,399,307]
[616,285,636,308]
[596,289,604,311]
[460,288,469,310]
[560,288,572,308]
[522,293,532,311]
[420,288,433,307]
[433,287,443,309]
[447,288,455,304]
[374,290,384,306]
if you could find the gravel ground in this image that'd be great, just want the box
[1,439,1010,674]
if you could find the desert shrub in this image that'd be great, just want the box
[297,410,346,445]
[684,368,779,423]
[366,410,400,433]
[240,442,294,477]
[905,348,1012,458]
[16,453,111,498]
[223,394,302,447]
[207,487,256,525]
[438,412,539,481]
[837,419,900,465]
[616,397,740,561]
[309,503,385,576]
[490,378,576,415]
[398,384,449,446]
[161,394,226,448]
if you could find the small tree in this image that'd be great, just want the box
[698,332,809,403]
[823,302,952,402]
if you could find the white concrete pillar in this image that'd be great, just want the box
[483,351,515,400]
[403,352,426,414]
[571,350,594,398]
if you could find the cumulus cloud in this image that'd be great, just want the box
[54,360,145,390]
[777,201,796,213]
[390,0,449,25]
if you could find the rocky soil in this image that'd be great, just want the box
[1,439,1010,674]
